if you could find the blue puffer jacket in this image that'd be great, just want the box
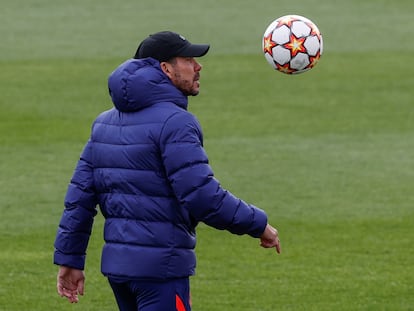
[54,58,268,280]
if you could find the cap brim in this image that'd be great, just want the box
[179,44,210,58]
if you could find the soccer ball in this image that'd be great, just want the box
[262,15,323,74]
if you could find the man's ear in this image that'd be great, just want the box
[160,61,173,79]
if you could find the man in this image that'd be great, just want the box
[54,31,281,311]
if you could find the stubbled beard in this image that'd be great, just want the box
[173,73,199,96]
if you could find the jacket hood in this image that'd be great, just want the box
[108,58,188,112]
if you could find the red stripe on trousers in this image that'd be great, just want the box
[176,294,186,311]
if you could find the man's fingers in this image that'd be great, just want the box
[57,282,80,303]
[77,279,85,296]
[260,237,281,254]
[275,239,281,254]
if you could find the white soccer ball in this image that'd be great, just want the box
[262,15,323,74]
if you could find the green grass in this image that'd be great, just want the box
[1,0,414,310]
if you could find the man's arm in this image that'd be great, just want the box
[54,141,98,302]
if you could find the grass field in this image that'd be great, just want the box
[1,0,413,310]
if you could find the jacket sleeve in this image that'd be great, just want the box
[53,140,98,270]
[160,111,267,238]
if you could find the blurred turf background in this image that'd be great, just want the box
[0,0,413,310]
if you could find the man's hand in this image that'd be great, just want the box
[57,266,85,303]
[260,224,281,254]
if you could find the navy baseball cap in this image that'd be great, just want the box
[134,31,210,62]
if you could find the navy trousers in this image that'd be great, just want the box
[108,277,191,311]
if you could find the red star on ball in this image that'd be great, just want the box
[263,32,277,56]
[308,54,321,68]
[275,63,296,74]
[307,22,322,40]
[284,34,307,57]
[276,16,295,28]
